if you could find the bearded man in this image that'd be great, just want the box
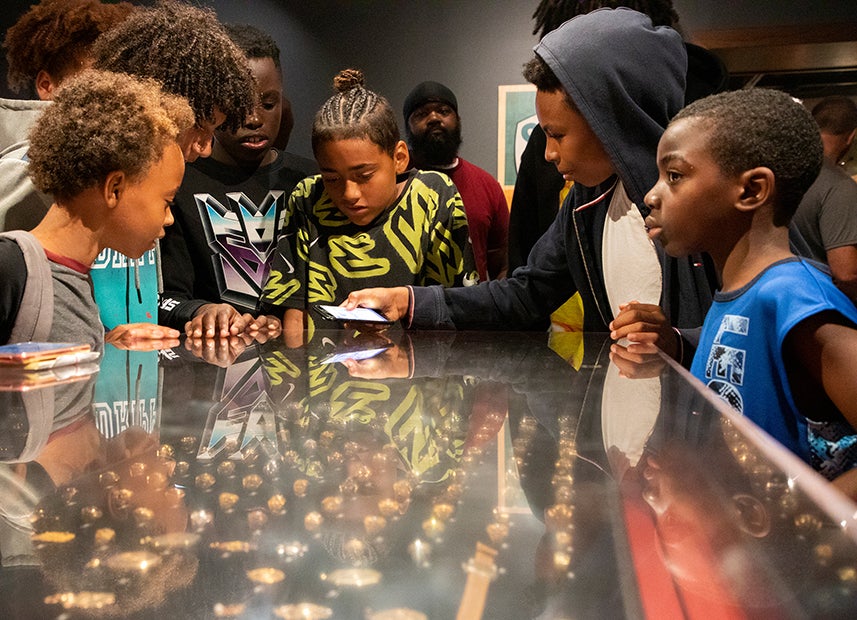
[404,81,509,280]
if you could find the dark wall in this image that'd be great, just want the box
[3,0,857,172]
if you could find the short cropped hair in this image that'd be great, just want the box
[224,23,281,71]
[674,88,823,225]
[312,69,400,156]
[91,0,254,132]
[27,69,194,202]
[812,96,857,136]
[522,55,578,112]
[3,0,134,96]
[532,0,678,39]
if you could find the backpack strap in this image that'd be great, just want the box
[1,230,53,342]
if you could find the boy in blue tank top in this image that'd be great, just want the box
[617,88,857,496]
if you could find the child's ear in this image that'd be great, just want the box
[102,171,127,209]
[34,70,58,101]
[393,140,410,174]
[735,167,775,213]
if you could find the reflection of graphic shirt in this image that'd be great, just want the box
[159,150,315,328]
[196,350,280,462]
[260,345,467,483]
[261,169,477,313]
[691,258,857,478]
[94,347,161,438]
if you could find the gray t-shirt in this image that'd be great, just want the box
[790,160,857,262]
[47,254,104,349]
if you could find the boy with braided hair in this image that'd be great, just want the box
[261,69,476,344]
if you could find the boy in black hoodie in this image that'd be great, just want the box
[344,8,716,363]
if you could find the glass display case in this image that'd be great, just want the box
[2,330,856,619]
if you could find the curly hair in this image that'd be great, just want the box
[532,0,678,39]
[28,69,194,202]
[311,69,400,156]
[91,0,254,132]
[674,88,823,225]
[811,96,857,136]
[3,0,134,96]
[224,23,281,71]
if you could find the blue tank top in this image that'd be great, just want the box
[691,258,857,478]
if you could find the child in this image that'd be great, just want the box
[1,0,134,151]
[344,9,715,354]
[0,0,257,345]
[0,0,135,229]
[90,0,255,163]
[159,24,315,339]
[634,87,857,483]
[0,69,192,346]
[260,69,476,341]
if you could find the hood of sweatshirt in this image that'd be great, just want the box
[534,7,687,208]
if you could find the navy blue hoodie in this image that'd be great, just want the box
[411,8,716,358]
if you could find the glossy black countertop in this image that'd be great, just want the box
[2,329,857,619]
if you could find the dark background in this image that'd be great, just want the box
[3,0,857,173]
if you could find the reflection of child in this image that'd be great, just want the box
[0,70,191,346]
[631,88,857,485]
[261,69,476,341]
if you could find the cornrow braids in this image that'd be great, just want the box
[4,0,135,96]
[312,68,400,156]
[675,88,823,226]
[91,0,254,132]
[532,0,678,39]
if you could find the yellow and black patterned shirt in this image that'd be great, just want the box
[261,169,477,311]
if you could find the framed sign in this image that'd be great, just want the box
[497,84,537,198]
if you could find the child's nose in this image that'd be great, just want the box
[343,180,360,203]
[543,142,558,164]
[245,108,262,129]
[164,206,175,228]
[644,186,660,209]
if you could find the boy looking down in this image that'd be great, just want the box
[0,70,191,346]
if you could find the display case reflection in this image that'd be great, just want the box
[153,330,514,616]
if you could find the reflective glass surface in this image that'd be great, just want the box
[2,330,856,619]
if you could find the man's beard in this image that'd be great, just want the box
[408,124,462,167]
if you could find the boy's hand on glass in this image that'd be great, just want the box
[246,314,282,340]
[184,333,251,367]
[609,300,678,360]
[609,341,665,379]
[342,287,410,324]
[186,303,250,338]
[105,322,180,350]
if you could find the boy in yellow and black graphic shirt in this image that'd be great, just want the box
[261,69,476,339]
